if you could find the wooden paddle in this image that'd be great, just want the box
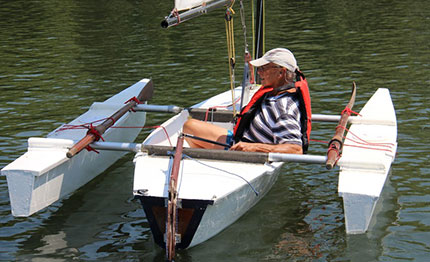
[66,80,154,158]
[166,134,185,261]
[326,82,357,170]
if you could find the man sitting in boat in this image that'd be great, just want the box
[183,48,311,154]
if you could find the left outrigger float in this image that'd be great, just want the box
[2,79,153,217]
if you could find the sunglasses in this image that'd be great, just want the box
[257,64,283,72]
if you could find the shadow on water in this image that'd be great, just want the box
[341,170,399,262]
[9,154,155,261]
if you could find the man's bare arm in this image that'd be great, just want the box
[230,142,303,154]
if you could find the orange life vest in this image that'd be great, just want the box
[233,70,312,153]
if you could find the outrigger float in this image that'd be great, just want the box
[1,0,397,261]
[2,79,153,217]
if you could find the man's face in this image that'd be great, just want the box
[257,63,284,86]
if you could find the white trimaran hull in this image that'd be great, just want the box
[132,86,285,248]
[1,78,397,248]
[133,109,284,248]
[133,86,397,248]
[1,79,151,217]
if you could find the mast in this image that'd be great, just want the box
[254,0,265,83]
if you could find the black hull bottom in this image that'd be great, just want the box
[136,196,213,249]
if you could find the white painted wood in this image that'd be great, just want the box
[133,86,398,247]
[133,86,284,247]
[338,88,397,234]
[1,78,397,240]
[1,79,150,216]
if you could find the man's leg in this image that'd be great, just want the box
[182,119,229,149]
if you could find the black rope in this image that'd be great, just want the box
[183,133,231,148]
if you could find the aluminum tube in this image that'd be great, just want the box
[91,141,142,152]
[311,114,341,122]
[161,0,233,28]
[134,104,183,114]
[268,153,327,164]
[311,114,394,125]
[87,142,330,166]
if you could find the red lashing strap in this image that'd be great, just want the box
[125,96,142,105]
[327,142,342,165]
[87,124,105,142]
[125,96,142,112]
[341,107,361,116]
[84,124,104,154]
[85,145,99,154]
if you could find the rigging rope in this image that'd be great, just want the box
[225,3,237,115]
[252,0,265,83]
[311,126,396,154]
[57,121,173,147]
[340,125,396,152]
[255,0,265,58]
[239,0,248,54]
[251,0,255,60]
[204,96,241,122]
[238,0,254,109]
[262,0,265,54]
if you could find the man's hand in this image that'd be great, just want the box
[230,141,303,154]
[230,142,257,152]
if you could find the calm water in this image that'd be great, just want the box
[1,0,429,261]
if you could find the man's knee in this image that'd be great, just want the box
[183,118,200,134]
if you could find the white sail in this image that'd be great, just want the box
[175,0,207,11]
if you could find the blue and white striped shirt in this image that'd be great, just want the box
[241,92,302,146]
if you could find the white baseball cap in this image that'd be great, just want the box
[250,48,298,72]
